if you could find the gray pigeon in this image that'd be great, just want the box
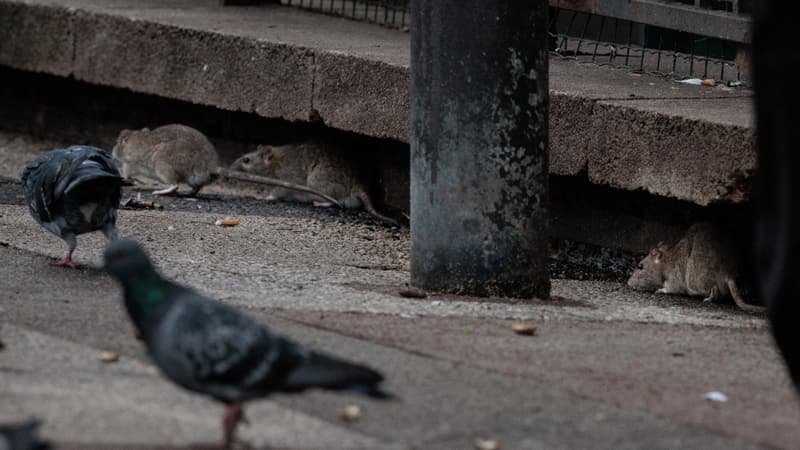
[103,240,392,449]
[22,146,122,268]
[0,419,49,450]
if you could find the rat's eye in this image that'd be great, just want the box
[637,263,644,270]
[242,157,250,164]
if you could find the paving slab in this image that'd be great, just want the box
[277,310,797,450]
[0,241,776,450]
[0,324,398,450]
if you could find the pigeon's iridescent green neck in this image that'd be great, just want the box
[128,272,165,309]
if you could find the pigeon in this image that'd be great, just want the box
[103,240,393,449]
[21,146,123,268]
[0,419,50,450]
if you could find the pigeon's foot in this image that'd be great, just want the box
[222,402,248,450]
[48,257,79,269]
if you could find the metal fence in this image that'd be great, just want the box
[281,0,410,29]
[552,0,750,44]
[234,0,751,83]
[550,7,744,83]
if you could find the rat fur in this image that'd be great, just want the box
[230,140,398,225]
[112,124,342,205]
[113,124,219,196]
[627,222,765,313]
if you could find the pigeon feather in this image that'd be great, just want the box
[0,419,49,450]
[103,240,390,404]
[21,146,122,267]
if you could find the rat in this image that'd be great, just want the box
[230,139,398,225]
[112,124,219,196]
[627,222,766,313]
[111,124,342,205]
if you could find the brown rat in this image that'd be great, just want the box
[627,222,765,313]
[112,124,341,204]
[230,140,398,225]
[113,124,219,196]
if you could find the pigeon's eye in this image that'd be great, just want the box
[111,249,126,260]
[242,157,250,164]
[637,263,644,270]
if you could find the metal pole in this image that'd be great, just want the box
[410,0,550,298]
[752,1,800,391]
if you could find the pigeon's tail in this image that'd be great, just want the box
[65,159,122,194]
[0,418,50,450]
[281,351,394,399]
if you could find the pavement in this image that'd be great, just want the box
[0,133,798,450]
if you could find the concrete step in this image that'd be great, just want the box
[0,0,754,206]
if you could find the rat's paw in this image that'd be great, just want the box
[702,286,719,304]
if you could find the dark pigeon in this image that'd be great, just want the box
[21,146,123,268]
[103,240,392,449]
[0,419,49,450]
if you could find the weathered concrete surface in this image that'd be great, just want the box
[585,97,754,205]
[0,0,410,136]
[0,133,793,449]
[0,0,754,206]
[0,183,786,450]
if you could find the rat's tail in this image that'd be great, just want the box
[727,279,767,314]
[355,190,399,226]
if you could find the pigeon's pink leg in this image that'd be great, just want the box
[49,237,79,269]
[48,255,79,269]
[222,402,248,449]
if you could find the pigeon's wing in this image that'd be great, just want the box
[21,150,75,227]
[61,146,123,210]
[278,350,390,398]
[22,147,121,235]
[154,291,305,401]
[62,146,120,187]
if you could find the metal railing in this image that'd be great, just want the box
[226,0,752,83]
[281,0,410,29]
[549,6,745,83]
[551,0,750,44]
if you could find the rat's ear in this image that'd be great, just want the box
[118,129,132,141]
[649,246,663,263]
[259,146,273,161]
